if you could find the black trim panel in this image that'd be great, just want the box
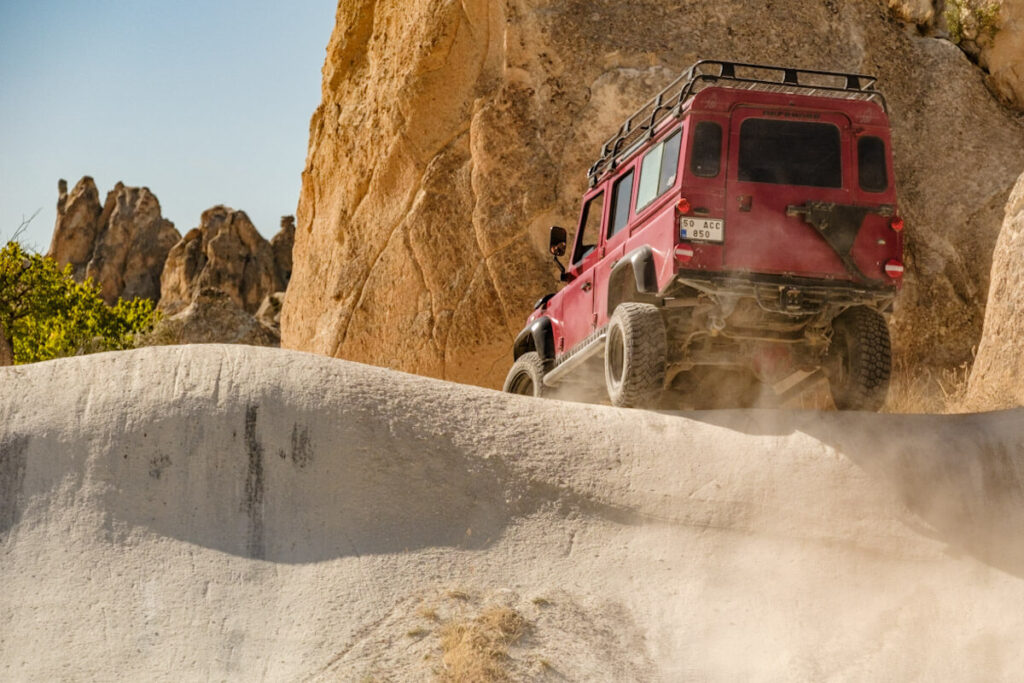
[513,317,555,362]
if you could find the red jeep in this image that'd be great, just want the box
[504,61,904,411]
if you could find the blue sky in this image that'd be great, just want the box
[0,0,336,250]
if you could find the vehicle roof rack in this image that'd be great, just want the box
[587,60,885,187]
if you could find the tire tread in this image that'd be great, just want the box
[606,303,666,408]
[828,306,891,411]
[503,351,548,397]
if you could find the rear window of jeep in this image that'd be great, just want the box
[738,119,841,188]
[858,136,888,192]
[690,121,722,178]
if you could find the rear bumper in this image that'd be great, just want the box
[668,270,898,314]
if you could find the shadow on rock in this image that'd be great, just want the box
[0,434,29,539]
[72,399,520,563]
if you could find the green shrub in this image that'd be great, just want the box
[0,241,159,364]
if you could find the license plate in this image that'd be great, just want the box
[679,218,724,242]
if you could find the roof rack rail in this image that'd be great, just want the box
[587,60,885,187]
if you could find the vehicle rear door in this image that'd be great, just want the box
[724,108,854,279]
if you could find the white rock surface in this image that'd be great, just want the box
[2,345,1024,680]
[967,169,1024,409]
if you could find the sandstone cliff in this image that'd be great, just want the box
[966,169,1024,408]
[283,0,1024,388]
[49,177,180,303]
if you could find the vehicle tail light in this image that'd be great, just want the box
[675,245,694,263]
[890,216,904,232]
[884,259,904,279]
[676,197,692,215]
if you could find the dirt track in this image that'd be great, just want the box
[2,345,1023,680]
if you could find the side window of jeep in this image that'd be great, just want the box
[572,191,605,267]
[608,170,634,239]
[636,129,682,211]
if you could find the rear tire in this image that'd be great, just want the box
[604,303,666,408]
[503,351,548,398]
[825,306,891,411]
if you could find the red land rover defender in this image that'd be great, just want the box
[503,61,903,411]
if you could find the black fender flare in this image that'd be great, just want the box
[607,246,658,316]
[512,316,555,363]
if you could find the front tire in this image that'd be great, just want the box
[825,306,892,411]
[503,351,548,398]
[604,303,666,408]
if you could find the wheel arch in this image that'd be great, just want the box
[606,246,658,317]
[512,316,555,362]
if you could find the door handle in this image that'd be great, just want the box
[582,281,592,292]
[738,195,752,212]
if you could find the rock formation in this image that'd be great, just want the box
[281,0,1024,389]
[977,0,1024,108]
[271,215,295,289]
[90,183,182,304]
[155,208,295,349]
[890,0,1024,110]
[256,291,286,330]
[43,179,295,350]
[151,288,280,347]
[933,0,1024,109]
[159,206,285,316]
[966,169,1024,408]
[886,0,940,26]
[48,178,102,280]
[48,177,181,304]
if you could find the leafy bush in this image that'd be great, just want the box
[0,241,159,364]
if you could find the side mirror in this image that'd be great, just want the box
[548,226,571,283]
[549,226,567,257]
